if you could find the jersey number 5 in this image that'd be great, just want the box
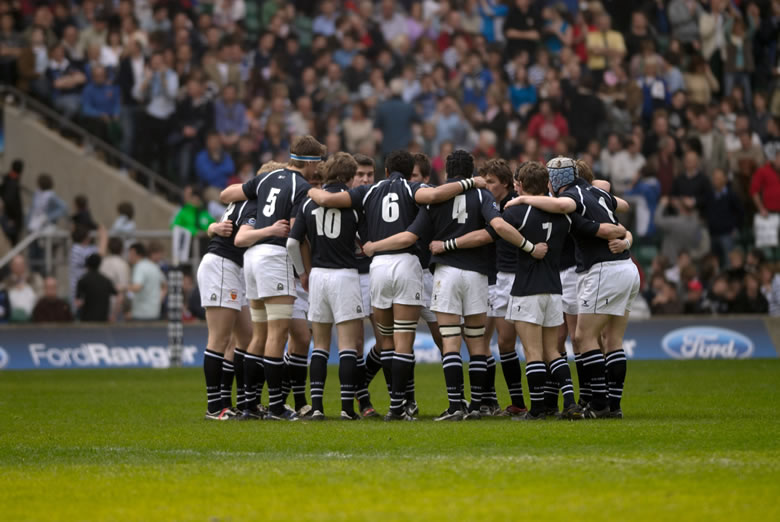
[382,193,399,222]
[262,188,281,217]
[452,194,468,224]
[312,207,341,238]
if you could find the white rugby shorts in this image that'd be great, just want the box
[487,271,514,318]
[293,278,309,320]
[197,253,246,311]
[560,266,579,316]
[308,268,364,324]
[359,272,371,317]
[506,293,564,327]
[430,264,489,316]
[369,253,424,309]
[420,269,436,323]
[243,244,296,300]
[577,259,640,316]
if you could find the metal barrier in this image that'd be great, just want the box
[0,84,182,202]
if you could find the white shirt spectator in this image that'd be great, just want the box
[611,150,646,194]
[100,255,131,292]
[130,258,165,320]
[380,13,408,43]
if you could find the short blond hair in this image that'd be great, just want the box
[257,161,287,175]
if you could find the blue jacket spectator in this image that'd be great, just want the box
[214,84,247,148]
[195,133,235,189]
[81,68,120,118]
[509,67,536,114]
[707,169,744,261]
[479,0,509,43]
[375,79,420,156]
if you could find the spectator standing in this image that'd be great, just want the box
[76,253,117,322]
[343,101,374,154]
[672,149,713,216]
[374,78,420,159]
[0,12,22,86]
[116,38,145,158]
[668,0,701,45]
[378,0,407,44]
[171,186,214,238]
[213,83,247,150]
[586,12,627,81]
[32,277,73,322]
[707,168,743,263]
[0,159,23,245]
[503,0,540,59]
[684,55,719,106]
[69,224,107,303]
[16,26,50,99]
[526,99,568,156]
[433,95,471,151]
[26,174,68,271]
[750,152,780,250]
[127,242,166,320]
[110,202,136,238]
[100,237,131,321]
[655,196,711,261]
[79,65,120,144]
[195,132,235,189]
[46,43,87,121]
[138,51,178,178]
[173,75,214,185]
[611,136,646,195]
[71,195,97,231]
[689,111,728,174]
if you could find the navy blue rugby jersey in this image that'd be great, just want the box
[241,167,311,247]
[290,183,360,270]
[354,218,371,274]
[207,199,258,267]
[503,203,569,296]
[495,190,520,274]
[408,180,501,275]
[560,179,630,271]
[348,171,426,256]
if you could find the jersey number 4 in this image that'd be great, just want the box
[312,207,341,238]
[262,188,281,217]
[452,195,468,224]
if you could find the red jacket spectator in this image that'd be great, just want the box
[750,158,780,214]
[527,100,569,152]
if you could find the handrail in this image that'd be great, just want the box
[0,84,183,201]
[0,226,47,267]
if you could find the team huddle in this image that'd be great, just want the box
[197,134,640,422]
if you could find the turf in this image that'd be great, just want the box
[1,360,779,521]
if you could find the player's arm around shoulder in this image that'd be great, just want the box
[363,231,419,257]
[307,187,352,208]
[489,214,548,260]
[234,220,290,248]
[220,183,249,203]
[413,176,486,205]
[506,194,576,214]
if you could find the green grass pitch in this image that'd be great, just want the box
[1,360,779,521]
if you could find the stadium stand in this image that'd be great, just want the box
[0,0,779,322]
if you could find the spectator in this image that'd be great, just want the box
[526,98,568,156]
[671,149,712,216]
[750,152,780,219]
[684,55,719,107]
[689,111,728,174]
[205,39,245,100]
[116,38,145,158]
[16,26,50,99]
[378,0,407,44]
[0,159,23,245]
[655,196,710,261]
[32,277,73,322]
[586,12,626,80]
[174,75,214,184]
[434,95,471,151]
[723,13,755,107]
[69,224,106,302]
[127,242,166,320]
[650,279,683,315]
[759,264,780,317]
[375,77,419,158]
[668,0,701,45]
[214,83,247,150]
[46,42,87,120]
[110,202,136,238]
[636,59,670,124]
[0,12,22,86]
[2,255,43,322]
[76,253,117,322]
[312,0,338,37]
[504,0,540,59]
[100,237,131,320]
[71,195,98,231]
[79,64,120,144]
[26,173,67,250]
[172,186,214,237]
[343,102,374,154]
[508,66,536,117]
[683,279,707,314]
[732,273,768,314]
[707,168,743,263]
[625,165,661,237]
[195,132,235,189]
[138,51,178,177]
[612,135,646,195]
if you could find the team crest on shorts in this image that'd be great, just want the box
[277,283,284,290]
[230,290,238,300]
[356,305,362,314]
[210,293,217,301]
[415,292,420,300]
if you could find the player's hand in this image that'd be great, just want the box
[608,238,628,254]
[300,272,309,292]
[531,242,548,259]
[213,221,233,237]
[362,241,376,257]
[473,176,487,189]
[269,219,290,237]
[430,240,445,255]
[504,195,525,208]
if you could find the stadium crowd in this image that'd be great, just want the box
[0,0,780,319]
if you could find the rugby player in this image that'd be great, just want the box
[351,153,380,418]
[224,136,323,420]
[287,152,364,420]
[507,157,639,419]
[199,188,281,420]
[308,149,482,421]
[363,150,548,421]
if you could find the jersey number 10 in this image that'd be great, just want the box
[312,207,341,238]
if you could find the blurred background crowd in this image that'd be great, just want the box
[0,0,779,321]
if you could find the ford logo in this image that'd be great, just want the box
[662,327,754,360]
